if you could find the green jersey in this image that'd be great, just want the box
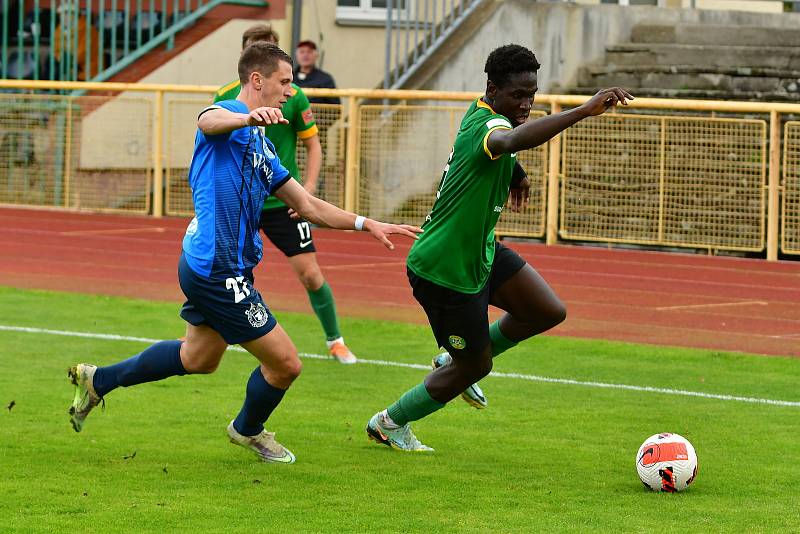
[213,80,318,210]
[407,99,516,294]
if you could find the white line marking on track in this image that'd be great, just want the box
[60,227,167,236]
[769,333,800,339]
[2,324,799,408]
[322,261,406,271]
[656,301,768,311]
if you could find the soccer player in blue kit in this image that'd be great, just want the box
[66,42,421,464]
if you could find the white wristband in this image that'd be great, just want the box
[354,215,366,231]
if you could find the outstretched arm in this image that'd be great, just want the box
[487,87,633,156]
[274,179,421,250]
[198,106,289,136]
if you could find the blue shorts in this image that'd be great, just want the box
[178,253,278,345]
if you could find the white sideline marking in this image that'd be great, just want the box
[770,333,800,339]
[656,300,768,311]
[60,227,167,236]
[323,261,406,271]
[2,324,799,408]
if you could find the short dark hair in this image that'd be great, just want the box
[238,42,293,85]
[241,23,279,49]
[484,44,541,88]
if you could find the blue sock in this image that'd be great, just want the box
[232,367,287,436]
[92,340,187,397]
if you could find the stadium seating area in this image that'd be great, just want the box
[0,5,195,81]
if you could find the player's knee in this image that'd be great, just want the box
[181,349,222,374]
[298,267,324,290]
[474,356,493,380]
[459,354,492,382]
[274,354,302,384]
[183,358,220,374]
[519,299,567,330]
[285,357,302,381]
[180,343,223,374]
[548,301,567,327]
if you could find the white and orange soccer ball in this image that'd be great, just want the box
[636,433,698,492]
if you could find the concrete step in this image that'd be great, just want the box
[605,44,800,71]
[578,65,800,95]
[583,64,800,78]
[630,24,800,47]
[568,86,800,102]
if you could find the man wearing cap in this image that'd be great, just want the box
[294,40,340,105]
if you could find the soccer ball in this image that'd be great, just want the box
[636,433,698,492]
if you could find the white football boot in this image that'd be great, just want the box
[432,352,487,409]
[227,421,296,464]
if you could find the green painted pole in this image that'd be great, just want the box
[111,0,118,67]
[48,0,55,80]
[17,0,24,79]
[1,0,8,79]
[124,0,130,57]
[98,1,104,74]
[84,0,92,80]
[136,0,142,49]
[33,0,40,79]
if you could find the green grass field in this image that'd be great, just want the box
[2,286,800,532]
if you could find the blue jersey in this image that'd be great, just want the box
[182,99,290,278]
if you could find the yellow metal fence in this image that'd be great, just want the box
[561,114,766,251]
[0,80,798,261]
[784,121,800,255]
[0,92,152,213]
[356,106,548,237]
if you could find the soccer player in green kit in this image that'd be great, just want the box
[215,25,357,364]
[366,44,633,451]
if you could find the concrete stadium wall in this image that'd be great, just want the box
[137,19,292,87]
[297,0,387,90]
[80,19,291,169]
[422,0,800,94]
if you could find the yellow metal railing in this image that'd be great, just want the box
[355,105,547,237]
[784,121,800,255]
[1,79,798,260]
[561,114,766,251]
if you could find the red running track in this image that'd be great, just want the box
[1,206,798,356]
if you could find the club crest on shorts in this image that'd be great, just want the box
[448,335,466,350]
[245,302,269,328]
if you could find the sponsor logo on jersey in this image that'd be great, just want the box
[251,133,277,185]
[494,206,504,213]
[245,302,270,328]
[302,108,314,125]
[448,335,466,350]
[253,152,274,184]
[260,135,276,160]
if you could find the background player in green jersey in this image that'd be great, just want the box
[215,24,357,364]
[367,44,633,452]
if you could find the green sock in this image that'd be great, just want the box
[307,282,340,341]
[490,320,517,358]
[386,383,445,426]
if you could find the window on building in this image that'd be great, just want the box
[336,0,410,25]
